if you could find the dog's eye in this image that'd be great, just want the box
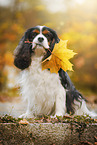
[45,33,50,37]
[32,32,38,37]
[29,32,38,40]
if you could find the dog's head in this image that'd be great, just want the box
[14,25,60,69]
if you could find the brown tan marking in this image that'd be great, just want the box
[42,30,49,35]
[33,29,40,33]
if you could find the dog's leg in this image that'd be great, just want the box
[19,96,35,118]
[54,88,66,117]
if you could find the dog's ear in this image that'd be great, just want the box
[47,28,60,43]
[14,28,34,70]
[51,29,60,43]
[14,28,34,56]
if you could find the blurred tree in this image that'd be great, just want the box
[0,0,97,95]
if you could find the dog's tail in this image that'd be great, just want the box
[59,69,97,118]
[75,99,97,118]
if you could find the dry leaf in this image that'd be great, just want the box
[42,39,76,73]
[19,119,29,124]
[94,119,97,122]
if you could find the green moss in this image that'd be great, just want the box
[0,114,96,124]
[0,115,21,123]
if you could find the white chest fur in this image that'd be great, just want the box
[19,56,66,117]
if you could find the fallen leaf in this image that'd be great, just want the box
[75,141,93,145]
[19,119,29,124]
[42,39,76,73]
[94,119,97,122]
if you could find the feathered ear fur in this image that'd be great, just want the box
[14,28,35,70]
[51,30,60,44]
[48,27,60,53]
[47,27,60,43]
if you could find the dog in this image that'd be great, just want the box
[14,25,96,118]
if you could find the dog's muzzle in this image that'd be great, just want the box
[32,34,49,49]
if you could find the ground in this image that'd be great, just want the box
[0,95,97,145]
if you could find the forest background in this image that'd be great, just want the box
[0,0,97,100]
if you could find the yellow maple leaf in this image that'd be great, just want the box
[42,39,77,73]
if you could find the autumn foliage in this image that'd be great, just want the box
[42,40,76,73]
[0,0,97,95]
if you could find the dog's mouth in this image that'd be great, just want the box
[33,43,49,50]
[33,42,49,50]
[32,41,49,49]
[32,43,48,57]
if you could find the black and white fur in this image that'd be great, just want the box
[14,25,96,118]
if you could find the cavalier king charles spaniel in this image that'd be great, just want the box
[14,25,96,118]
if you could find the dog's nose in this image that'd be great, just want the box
[38,37,44,42]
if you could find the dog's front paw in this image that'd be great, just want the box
[50,113,64,118]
